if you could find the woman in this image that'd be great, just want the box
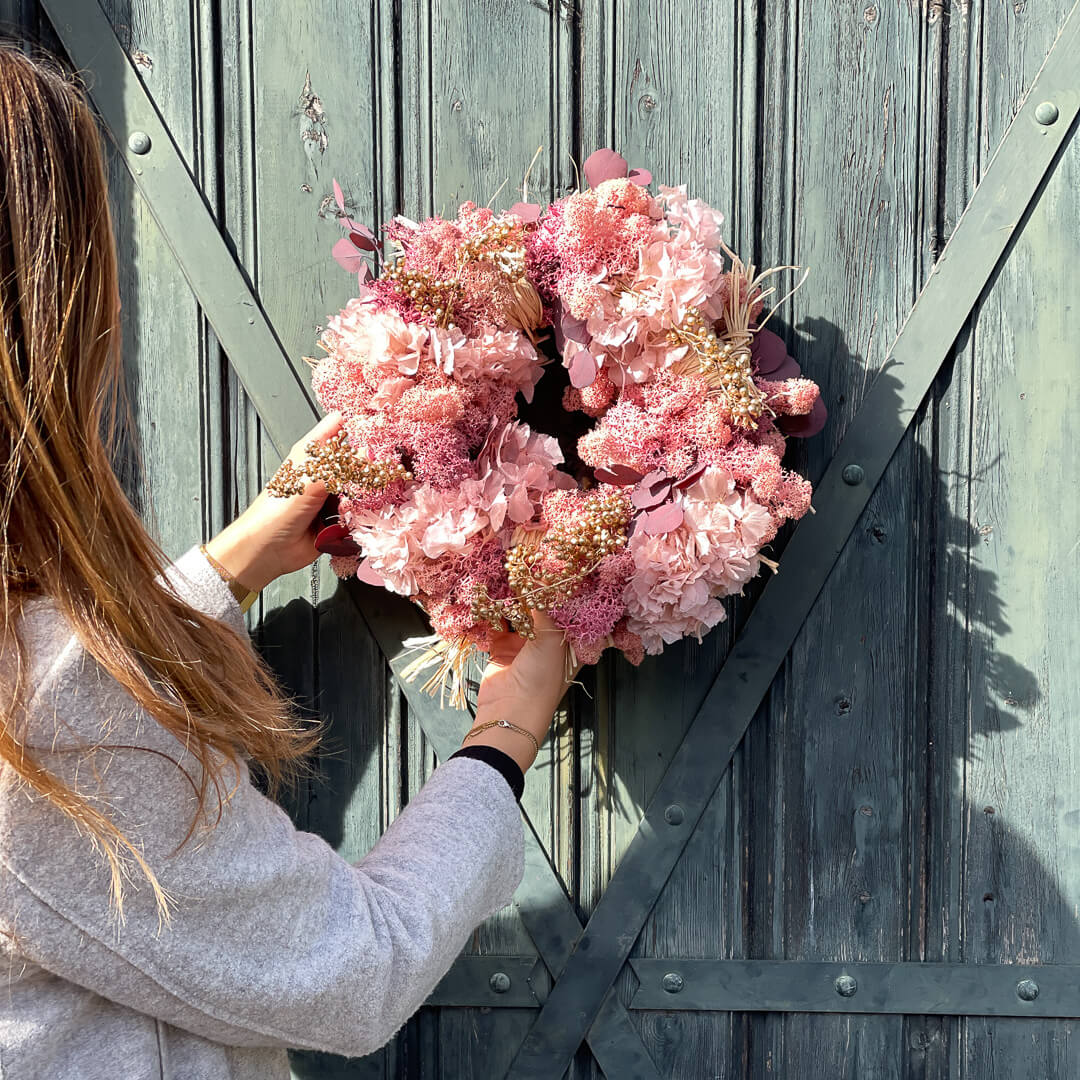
[0,47,567,1079]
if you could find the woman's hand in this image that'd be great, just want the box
[466,613,575,773]
[203,413,344,592]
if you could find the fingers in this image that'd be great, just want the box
[288,411,344,464]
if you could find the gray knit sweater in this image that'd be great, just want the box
[0,548,525,1079]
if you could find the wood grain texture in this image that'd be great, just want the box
[951,2,1080,1075]
[99,0,206,558]
[32,0,1078,1076]
[399,1,576,1074]
[760,0,927,1076]
[605,5,749,1075]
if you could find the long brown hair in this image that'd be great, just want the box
[0,47,317,917]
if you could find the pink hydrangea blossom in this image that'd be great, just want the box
[307,156,824,674]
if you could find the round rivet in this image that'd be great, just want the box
[489,971,511,994]
[662,972,685,994]
[664,804,685,826]
[1034,101,1059,126]
[842,464,865,486]
[127,130,152,155]
[1016,978,1039,1001]
[835,974,858,997]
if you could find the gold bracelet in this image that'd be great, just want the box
[463,718,540,756]
[199,544,259,614]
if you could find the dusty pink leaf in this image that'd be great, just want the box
[332,237,366,273]
[509,201,542,223]
[357,263,373,285]
[568,350,598,389]
[594,463,644,486]
[778,396,827,438]
[333,178,345,212]
[627,168,652,187]
[561,312,590,344]
[316,523,362,557]
[632,470,672,510]
[640,502,685,536]
[770,356,802,381]
[750,328,792,375]
[583,148,628,188]
[348,228,379,252]
[673,463,708,490]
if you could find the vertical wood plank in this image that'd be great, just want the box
[767,0,927,1076]
[953,2,1080,1075]
[99,0,205,559]
[602,3,749,1076]
[398,0,575,1074]
[246,4,390,1077]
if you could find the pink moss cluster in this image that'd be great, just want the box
[309,154,826,668]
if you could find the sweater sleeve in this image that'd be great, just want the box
[0,560,526,1057]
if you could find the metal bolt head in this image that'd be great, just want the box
[842,464,865,486]
[662,971,685,994]
[489,971,511,994]
[835,974,858,997]
[127,130,152,155]
[1034,101,1059,126]
[1016,978,1039,1002]
[664,804,685,826]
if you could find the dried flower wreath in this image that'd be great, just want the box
[271,149,826,704]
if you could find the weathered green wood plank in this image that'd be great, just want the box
[408,0,577,1074]
[247,5,392,1077]
[955,2,1080,1075]
[606,4,749,1075]
[768,0,927,1076]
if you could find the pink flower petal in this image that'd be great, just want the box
[355,557,387,585]
[627,167,652,186]
[509,201,542,223]
[583,148,628,188]
[332,237,366,273]
[568,350,598,389]
[333,178,345,212]
[640,503,685,536]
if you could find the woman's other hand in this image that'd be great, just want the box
[467,613,574,773]
[203,412,344,592]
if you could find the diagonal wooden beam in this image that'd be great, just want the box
[505,6,1080,1075]
[38,1,661,1075]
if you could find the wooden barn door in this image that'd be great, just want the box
[21,0,1080,1076]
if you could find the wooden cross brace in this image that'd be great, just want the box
[40,1,1079,1076]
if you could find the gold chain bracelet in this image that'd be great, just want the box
[463,718,540,756]
[199,544,259,614]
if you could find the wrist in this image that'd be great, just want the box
[204,520,276,594]
[467,707,551,773]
